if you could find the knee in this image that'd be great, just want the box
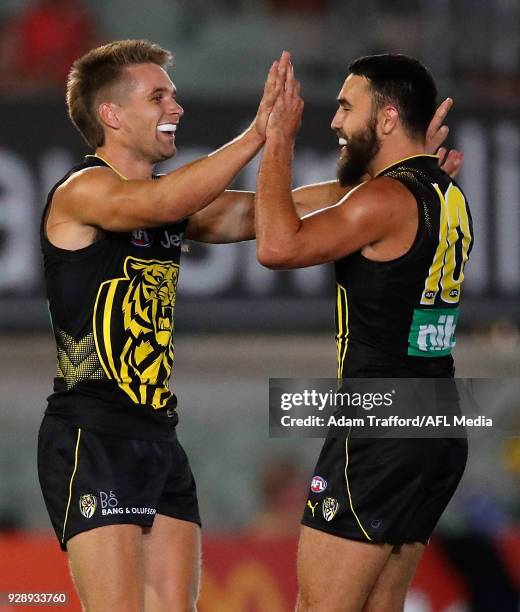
[296,588,328,612]
[80,594,142,612]
[145,582,198,612]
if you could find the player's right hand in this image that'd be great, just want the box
[251,52,290,141]
[265,54,304,141]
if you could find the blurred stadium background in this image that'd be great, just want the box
[0,1,519,610]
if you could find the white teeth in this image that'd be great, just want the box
[338,137,347,146]
[158,124,177,133]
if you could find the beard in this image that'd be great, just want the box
[337,119,381,186]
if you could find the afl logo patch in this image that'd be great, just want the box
[79,494,97,519]
[322,497,339,522]
[310,476,327,493]
[131,230,153,247]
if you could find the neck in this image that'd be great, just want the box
[94,144,154,180]
[369,138,427,178]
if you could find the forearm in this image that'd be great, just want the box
[256,135,302,264]
[156,126,264,220]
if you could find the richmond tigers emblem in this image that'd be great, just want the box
[93,257,179,408]
[79,494,97,519]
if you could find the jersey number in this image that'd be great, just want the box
[420,183,472,305]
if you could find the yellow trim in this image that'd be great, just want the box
[93,281,113,380]
[335,284,349,380]
[339,287,349,378]
[103,280,120,380]
[344,430,372,541]
[375,154,439,178]
[86,154,128,180]
[62,428,82,543]
[336,284,343,380]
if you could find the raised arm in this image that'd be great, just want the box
[185,93,462,244]
[255,60,415,269]
[51,57,286,235]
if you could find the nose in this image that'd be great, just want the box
[174,101,184,118]
[331,108,342,131]
[166,98,184,118]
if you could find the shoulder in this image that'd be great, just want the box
[54,166,121,206]
[339,176,415,217]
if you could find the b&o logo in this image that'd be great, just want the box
[100,490,119,509]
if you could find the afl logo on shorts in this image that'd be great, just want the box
[79,494,97,519]
[131,230,153,247]
[310,476,327,493]
[322,497,339,522]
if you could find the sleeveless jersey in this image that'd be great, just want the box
[335,154,473,378]
[41,156,187,440]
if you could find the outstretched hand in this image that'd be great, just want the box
[265,52,304,141]
[252,51,291,141]
[425,97,464,179]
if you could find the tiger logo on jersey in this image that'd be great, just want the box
[79,494,97,519]
[93,257,179,408]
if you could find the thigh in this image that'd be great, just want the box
[297,525,392,612]
[143,514,201,611]
[362,542,425,612]
[67,524,144,612]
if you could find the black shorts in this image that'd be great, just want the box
[301,428,467,544]
[38,415,200,551]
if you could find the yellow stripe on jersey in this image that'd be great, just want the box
[421,182,471,306]
[335,284,349,380]
[103,280,122,382]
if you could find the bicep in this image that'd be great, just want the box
[185,190,255,243]
[279,201,384,268]
[262,179,409,269]
[292,180,358,217]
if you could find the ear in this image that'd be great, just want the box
[379,106,399,136]
[98,102,120,131]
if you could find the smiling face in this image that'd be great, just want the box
[331,74,381,186]
[101,62,183,164]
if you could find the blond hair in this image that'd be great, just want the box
[66,39,173,148]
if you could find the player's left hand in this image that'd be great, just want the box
[425,97,464,179]
[437,147,464,179]
[426,97,452,153]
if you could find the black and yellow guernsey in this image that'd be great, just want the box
[41,156,187,440]
[335,154,473,379]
